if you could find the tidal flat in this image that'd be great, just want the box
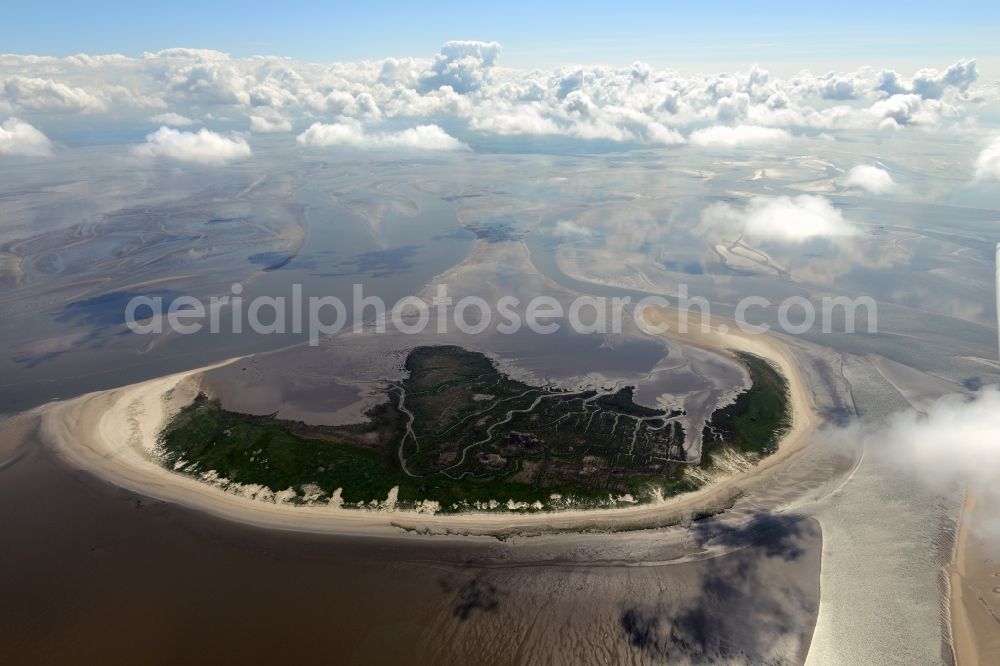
[0,414,822,666]
[2,142,997,664]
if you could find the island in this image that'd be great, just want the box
[156,345,789,513]
[39,305,815,536]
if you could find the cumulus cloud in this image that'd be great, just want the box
[702,195,856,243]
[296,121,467,151]
[974,136,1000,182]
[873,60,977,101]
[146,47,231,61]
[819,75,859,100]
[643,122,686,146]
[249,114,292,133]
[164,60,250,106]
[551,220,593,238]
[0,47,989,151]
[817,387,1000,544]
[869,93,934,129]
[911,59,978,99]
[689,125,792,147]
[1,75,106,113]
[149,111,194,125]
[874,70,909,97]
[854,388,1000,524]
[470,104,563,136]
[0,117,53,156]
[420,40,501,94]
[132,126,251,165]
[841,165,896,193]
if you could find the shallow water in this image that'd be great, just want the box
[0,420,821,666]
[0,161,475,414]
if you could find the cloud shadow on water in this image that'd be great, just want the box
[619,513,820,665]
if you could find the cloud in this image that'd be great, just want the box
[868,387,1000,491]
[974,136,1000,182]
[249,114,292,133]
[869,93,931,129]
[0,117,52,156]
[296,121,467,151]
[149,112,194,126]
[702,195,856,243]
[0,48,989,151]
[873,60,977,101]
[132,126,251,165]
[554,68,587,100]
[164,60,250,106]
[874,69,909,97]
[1,75,106,113]
[145,48,231,61]
[420,40,501,94]
[838,386,1000,549]
[689,125,792,147]
[469,104,562,136]
[551,220,593,238]
[834,386,1000,551]
[642,121,686,146]
[841,165,896,193]
[819,75,859,100]
[911,59,977,99]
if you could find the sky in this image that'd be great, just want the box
[3,1,999,74]
[2,1,999,161]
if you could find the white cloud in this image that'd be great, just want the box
[1,75,106,113]
[841,165,896,193]
[296,121,467,151]
[0,117,53,156]
[816,386,1000,547]
[165,61,250,106]
[911,59,977,99]
[872,60,977,100]
[689,125,792,147]
[149,112,194,126]
[866,387,1000,499]
[974,136,1000,182]
[0,47,989,151]
[420,40,501,94]
[132,126,251,165]
[642,121,686,146]
[551,220,593,238]
[874,69,908,97]
[819,75,859,100]
[64,53,129,68]
[249,114,292,133]
[702,195,856,243]
[145,48,231,61]
[869,93,928,128]
[567,118,636,142]
[470,104,562,136]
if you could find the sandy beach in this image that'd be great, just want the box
[950,489,1000,665]
[39,305,820,538]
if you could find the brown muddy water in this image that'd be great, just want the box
[0,415,820,666]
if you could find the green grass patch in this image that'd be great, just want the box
[701,351,791,461]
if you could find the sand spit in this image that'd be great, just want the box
[39,306,820,537]
[950,489,1000,665]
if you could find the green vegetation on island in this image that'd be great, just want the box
[700,351,791,465]
[157,345,790,512]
